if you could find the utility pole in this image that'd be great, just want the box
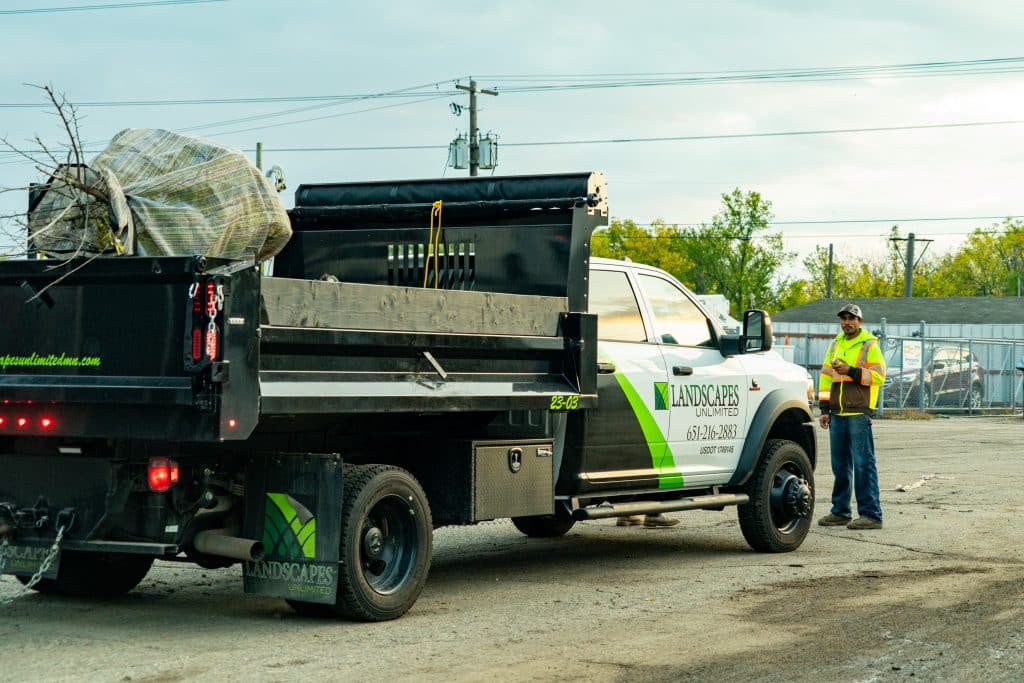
[903,232,915,298]
[455,80,497,176]
[826,243,834,299]
[890,231,933,298]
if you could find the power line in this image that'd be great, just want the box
[0,88,458,109]
[0,0,225,14]
[500,120,1024,148]
[3,57,1023,108]
[199,94,452,138]
[481,57,1024,92]
[5,116,1024,165]
[3,116,1023,165]
[209,118,1024,152]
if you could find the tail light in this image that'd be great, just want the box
[148,456,180,492]
[186,278,223,370]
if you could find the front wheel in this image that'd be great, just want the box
[738,439,814,553]
[511,515,576,538]
[290,464,432,622]
[18,552,153,597]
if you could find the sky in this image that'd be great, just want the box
[2,0,1023,278]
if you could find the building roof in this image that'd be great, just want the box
[772,297,1024,325]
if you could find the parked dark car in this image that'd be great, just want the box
[883,344,985,409]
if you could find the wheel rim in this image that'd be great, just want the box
[769,463,813,534]
[360,494,418,595]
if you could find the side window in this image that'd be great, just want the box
[589,269,647,342]
[636,274,713,347]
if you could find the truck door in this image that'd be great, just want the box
[634,273,748,487]
[569,267,672,491]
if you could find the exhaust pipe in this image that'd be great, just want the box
[193,529,265,562]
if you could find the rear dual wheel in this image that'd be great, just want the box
[289,464,432,622]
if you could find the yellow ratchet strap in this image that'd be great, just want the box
[423,200,443,288]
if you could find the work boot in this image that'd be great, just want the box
[616,515,643,526]
[817,513,852,527]
[847,517,883,530]
[643,514,680,528]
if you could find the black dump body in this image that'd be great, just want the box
[0,172,606,444]
[278,171,604,310]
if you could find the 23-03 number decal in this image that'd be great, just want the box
[549,394,580,411]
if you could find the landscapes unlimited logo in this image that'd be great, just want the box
[248,493,335,593]
[262,492,316,560]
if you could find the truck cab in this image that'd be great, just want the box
[528,257,818,556]
[564,258,814,495]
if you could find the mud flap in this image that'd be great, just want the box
[242,455,342,605]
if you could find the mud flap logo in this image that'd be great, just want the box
[243,491,337,603]
[262,493,316,560]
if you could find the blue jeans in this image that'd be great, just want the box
[829,413,882,522]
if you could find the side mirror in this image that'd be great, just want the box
[741,309,772,353]
[932,361,945,370]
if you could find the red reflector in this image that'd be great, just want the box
[227,418,237,429]
[205,325,219,360]
[191,328,203,361]
[16,417,28,428]
[0,417,5,426]
[40,417,54,429]
[148,457,180,492]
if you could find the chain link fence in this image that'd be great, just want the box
[776,324,1024,416]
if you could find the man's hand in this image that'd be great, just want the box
[819,413,830,429]
[832,358,851,376]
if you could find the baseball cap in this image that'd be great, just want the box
[837,303,863,319]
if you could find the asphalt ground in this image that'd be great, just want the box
[1,415,1021,682]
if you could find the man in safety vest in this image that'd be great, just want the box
[817,303,886,530]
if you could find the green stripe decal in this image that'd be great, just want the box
[612,372,684,489]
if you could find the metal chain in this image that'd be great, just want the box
[0,525,66,606]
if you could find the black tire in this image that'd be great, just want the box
[511,515,576,538]
[18,552,153,597]
[737,439,814,553]
[290,464,432,622]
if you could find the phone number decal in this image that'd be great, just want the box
[685,423,738,441]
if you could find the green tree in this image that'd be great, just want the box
[802,226,936,299]
[591,218,691,280]
[929,219,1024,296]
[675,189,796,315]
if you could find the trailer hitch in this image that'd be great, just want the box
[0,499,76,535]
